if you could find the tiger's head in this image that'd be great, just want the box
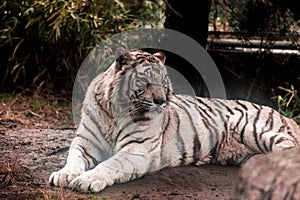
[104,49,173,123]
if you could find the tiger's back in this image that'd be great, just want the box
[161,94,299,166]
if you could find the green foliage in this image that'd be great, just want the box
[132,191,140,198]
[227,0,299,41]
[209,0,231,32]
[0,92,15,104]
[0,0,163,94]
[275,85,300,125]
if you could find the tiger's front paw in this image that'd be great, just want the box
[69,170,112,193]
[49,167,83,187]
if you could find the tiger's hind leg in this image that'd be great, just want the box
[254,131,297,153]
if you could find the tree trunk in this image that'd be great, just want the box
[164,0,212,48]
[163,0,212,96]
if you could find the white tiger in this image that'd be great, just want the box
[49,49,300,192]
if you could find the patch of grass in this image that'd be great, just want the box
[132,191,140,199]
[0,93,16,104]
[0,152,21,188]
[38,187,64,200]
[274,85,300,125]
[35,190,105,200]
[0,92,73,129]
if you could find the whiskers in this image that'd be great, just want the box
[131,99,152,112]
[113,99,165,125]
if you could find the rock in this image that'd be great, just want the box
[234,148,300,200]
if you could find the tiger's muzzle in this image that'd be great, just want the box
[130,83,167,122]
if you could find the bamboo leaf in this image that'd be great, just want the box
[12,39,24,59]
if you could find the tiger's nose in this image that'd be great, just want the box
[153,97,165,105]
[148,83,166,105]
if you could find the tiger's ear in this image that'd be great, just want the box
[153,52,166,64]
[115,47,128,69]
[115,54,125,69]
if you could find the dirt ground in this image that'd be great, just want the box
[0,126,240,200]
[0,94,241,200]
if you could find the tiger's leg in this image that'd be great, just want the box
[49,133,110,187]
[261,131,297,152]
[248,131,297,153]
[49,137,86,187]
[69,144,154,193]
